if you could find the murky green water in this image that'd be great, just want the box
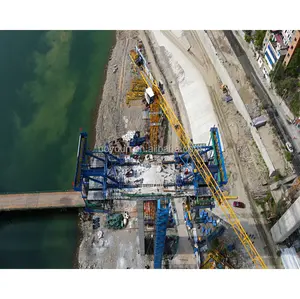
[0,30,115,268]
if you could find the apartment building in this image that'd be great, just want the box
[257,30,288,81]
[283,30,300,67]
[263,31,288,70]
[282,30,296,46]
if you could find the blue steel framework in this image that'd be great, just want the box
[154,199,169,269]
[73,129,227,268]
[174,127,227,197]
[73,128,226,206]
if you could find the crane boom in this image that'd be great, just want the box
[129,48,267,269]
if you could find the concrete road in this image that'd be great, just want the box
[170,198,197,269]
[224,31,300,174]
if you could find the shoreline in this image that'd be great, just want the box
[75,31,118,268]
[89,31,117,150]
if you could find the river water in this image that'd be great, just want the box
[0,30,115,269]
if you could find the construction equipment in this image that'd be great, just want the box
[129,131,146,147]
[201,250,233,269]
[221,84,228,94]
[154,199,169,269]
[126,78,147,106]
[105,213,126,230]
[158,80,165,94]
[149,97,161,148]
[129,46,267,269]
[130,48,161,149]
[221,84,232,103]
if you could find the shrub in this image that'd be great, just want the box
[285,151,292,162]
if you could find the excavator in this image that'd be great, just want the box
[129,44,267,269]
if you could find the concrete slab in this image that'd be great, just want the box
[271,196,300,243]
[0,191,84,211]
[151,30,221,146]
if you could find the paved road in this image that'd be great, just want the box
[223,31,300,174]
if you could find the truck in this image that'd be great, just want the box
[145,87,155,104]
[251,115,267,129]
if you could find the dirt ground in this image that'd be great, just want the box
[94,30,142,146]
[206,30,291,177]
[78,210,144,269]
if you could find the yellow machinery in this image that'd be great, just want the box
[149,98,160,148]
[201,250,233,269]
[129,48,267,269]
[126,79,147,106]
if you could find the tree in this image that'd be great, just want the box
[270,60,285,83]
[245,34,252,43]
[243,30,252,36]
[290,92,300,116]
[275,77,298,97]
[253,30,267,50]
[286,48,300,78]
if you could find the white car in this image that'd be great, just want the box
[286,142,294,153]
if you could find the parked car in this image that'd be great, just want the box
[233,201,245,208]
[286,142,294,153]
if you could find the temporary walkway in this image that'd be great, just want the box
[0,191,85,211]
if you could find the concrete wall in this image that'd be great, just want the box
[197,31,276,177]
[271,196,300,243]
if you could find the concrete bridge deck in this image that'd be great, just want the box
[0,191,85,211]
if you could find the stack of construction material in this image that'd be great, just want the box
[92,216,100,230]
[105,214,125,230]
[122,131,136,142]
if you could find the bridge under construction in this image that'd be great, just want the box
[0,192,84,211]
[0,40,268,270]
[70,43,267,269]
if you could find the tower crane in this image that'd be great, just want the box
[129,46,267,269]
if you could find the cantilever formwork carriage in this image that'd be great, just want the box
[73,128,227,211]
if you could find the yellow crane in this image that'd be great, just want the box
[202,250,233,269]
[129,47,267,269]
[126,78,147,106]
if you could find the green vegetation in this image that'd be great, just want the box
[285,151,292,162]
[290,94,300,116]
[243,30,253,43]
[270,48,300,117]
[274,172,283,182]
[245,34,252,43]
[253,30,267,50]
